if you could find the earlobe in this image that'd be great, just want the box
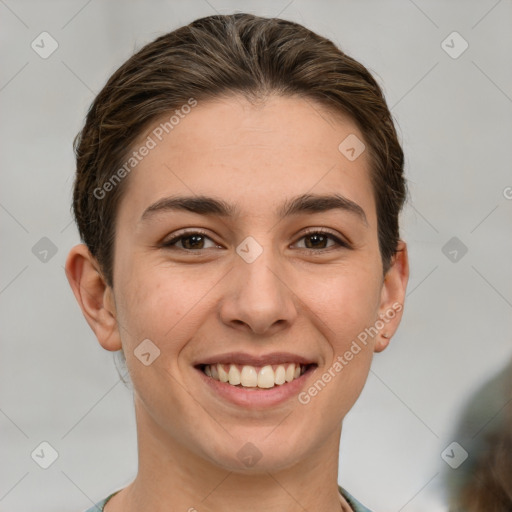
[374,332,392,353]
[374,240,409,353]
[65,244,122,351]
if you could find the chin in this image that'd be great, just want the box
[197,428,310,474]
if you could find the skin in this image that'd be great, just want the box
[66,94,409,512]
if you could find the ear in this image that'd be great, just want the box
[65,244,121,351]
[374,240,409,353]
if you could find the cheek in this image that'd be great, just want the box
[115,264,216,360]
[118,278,186,344]
[302,277,378,415]
[114,275,193,410]
[299,265,382,341]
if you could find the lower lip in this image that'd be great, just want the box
[195,366,317,408]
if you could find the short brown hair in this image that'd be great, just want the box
[72,13,407,286]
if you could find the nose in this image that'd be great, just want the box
[218,244,299,336]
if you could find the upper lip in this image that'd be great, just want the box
[195,352,317,367]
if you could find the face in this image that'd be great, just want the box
[69,94,408,473]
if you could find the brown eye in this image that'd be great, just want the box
[162,231,218,251]
[303,233,332,249]
[294,230,349,251]
[161,229,350,253]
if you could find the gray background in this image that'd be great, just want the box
[1,1,511,511]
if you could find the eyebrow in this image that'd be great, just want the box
[140,193,368,226]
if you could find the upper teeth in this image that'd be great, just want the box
[203,363,304,389]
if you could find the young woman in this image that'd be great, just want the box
[66,13,409,512]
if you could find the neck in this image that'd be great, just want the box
[108,396,352,512]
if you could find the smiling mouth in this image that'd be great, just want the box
[196,363,317,389]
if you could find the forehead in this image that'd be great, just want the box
[116,94,376,227]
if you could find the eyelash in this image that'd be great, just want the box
[161,228,350,253]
